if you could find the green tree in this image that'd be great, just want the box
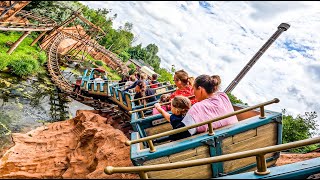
[128,43,161,71]
[128,63,136,75]
[118,51,130,62]
[156,67,174,84]
[101,29,134,54]
[282,109,319,153]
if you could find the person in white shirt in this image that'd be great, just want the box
[94,75,105,83]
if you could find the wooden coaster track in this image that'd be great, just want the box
[45,30,132,136]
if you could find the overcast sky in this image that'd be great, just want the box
[81,1,320,124]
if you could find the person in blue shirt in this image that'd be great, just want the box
[154,95,192,141]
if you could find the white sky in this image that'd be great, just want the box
[81,1,320,124]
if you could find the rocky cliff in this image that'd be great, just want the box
[0,110,138,179]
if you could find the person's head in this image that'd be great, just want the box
[135,80,146,93]
[174,69,190,89]
[171,96,191,116]
[159,94,170,103]
[129,75,136,82]
[152,74,158,81]
[193,75,221,101]
[135,73,141,80]
[140,73,147,80]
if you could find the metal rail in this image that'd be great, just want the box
[224,23,290,94]
[105,136,320,179]
[125,98,279,152]
[128,95,195,114]
[130,88,176,102]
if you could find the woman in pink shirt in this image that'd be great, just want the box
[181,75,238,136]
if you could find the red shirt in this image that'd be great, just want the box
[170,85,197,105]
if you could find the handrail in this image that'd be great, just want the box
[105,136,320,179]
[129,95,196,114]
[125,98,280,153]
[130,89,176,102]
[118,82,174,89]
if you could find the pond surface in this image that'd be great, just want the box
[0,72,93,157]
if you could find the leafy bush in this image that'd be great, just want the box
[282,110,319,153]
[95,60,103,66]
[38,51,47,65]
[0,54,11,70]
[9,55,39,76]
[227,92,247,105]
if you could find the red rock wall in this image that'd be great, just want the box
[0,110,138,179]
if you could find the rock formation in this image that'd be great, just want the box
[0,110,138,179]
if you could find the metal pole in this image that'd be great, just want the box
[254,154,270,175]
[224,23,290,94]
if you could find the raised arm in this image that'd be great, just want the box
[154,103,171,121]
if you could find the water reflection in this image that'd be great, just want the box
[0,72,81,156]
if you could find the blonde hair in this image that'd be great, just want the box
[188,76,195,86]
[140,73,147,80]
[171,96,191,116]
[129,75,136,81]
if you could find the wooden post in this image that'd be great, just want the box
[7,31,31,54]
[30,31,47,46]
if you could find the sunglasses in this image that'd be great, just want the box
[174,78,180,82]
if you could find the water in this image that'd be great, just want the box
[0,72,93,156]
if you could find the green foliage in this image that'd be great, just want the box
[0,54,11,70]
[0,32,46,76]
[101,28,134,54]
[128,63,136,75]
[282,110,319,153]
[102,64,121,80]
[9,56,39,76]
[156,68,174,84]
[118,51,130,62]
[128,43,161,72]
[25,1,78,24]
[38,51,47,65]
[25,1,170,81]
[95,60,103,66]
[227,92,247,105]
[128,63,136,69]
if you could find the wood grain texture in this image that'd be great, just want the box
[222,123,278,173]
[145,123,173,136]
[144,146,212,179]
